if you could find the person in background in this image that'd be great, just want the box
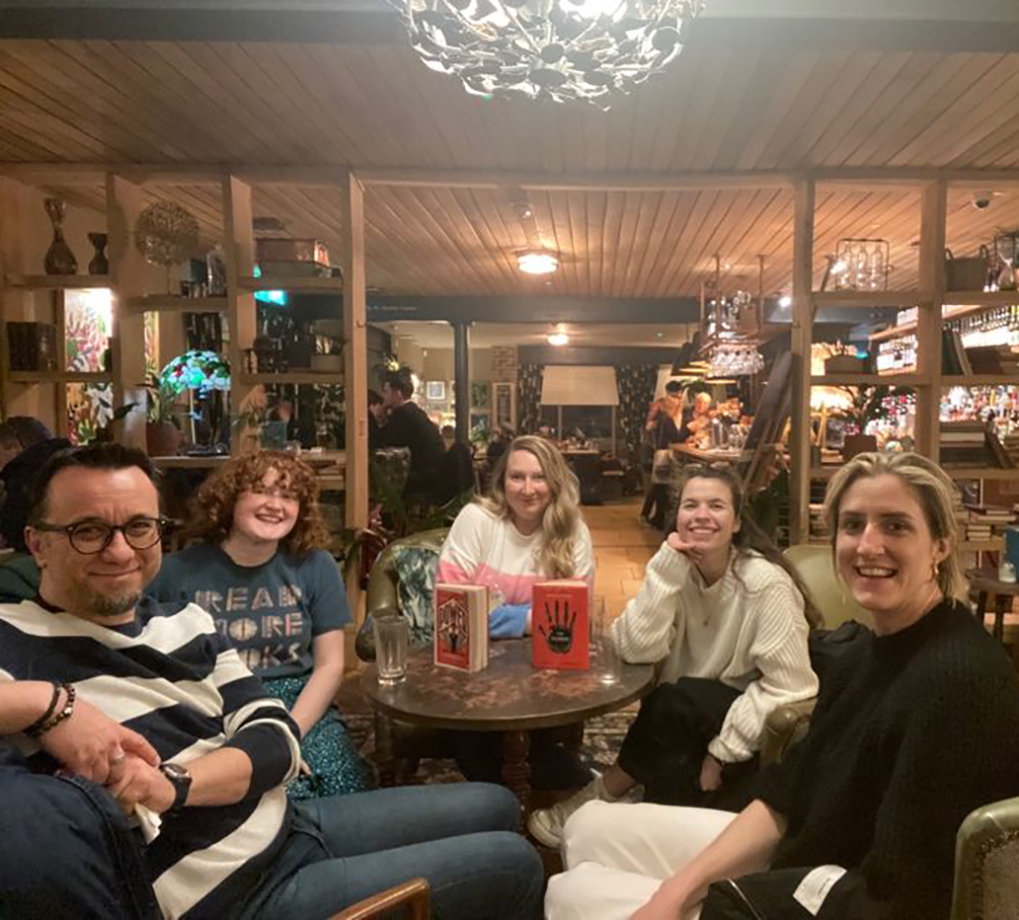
[529,465,817,848]
[371,367,446,503]
[271,400,316,450]
[486,427,513,465]
[437,434,595,787]
[0,416,70,552]
[641,381,687,529]
[546,452,1019,920]
[686,390,715,447]
[441,424,456,451]
[149,450,370,800]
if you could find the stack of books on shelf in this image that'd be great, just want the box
[1004,433,1019,466]
[942,329,973,376]
[965,345,1019,376]
[963,504,1016,543]
[940,421,1014,469]
[809,504,829,540]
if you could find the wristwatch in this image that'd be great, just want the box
[158,762,192,813]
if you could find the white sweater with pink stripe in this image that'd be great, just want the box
[436,503,594,604]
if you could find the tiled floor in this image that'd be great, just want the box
[585,496,662,619]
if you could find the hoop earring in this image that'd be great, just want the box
[931,560,940,583]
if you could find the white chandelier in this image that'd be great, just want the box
[403,0,704,108]
[706,341,763,378]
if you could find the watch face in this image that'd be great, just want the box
[162,762,189,780]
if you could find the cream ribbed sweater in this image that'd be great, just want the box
[612,544,818,763]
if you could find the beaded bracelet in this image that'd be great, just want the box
[23,682,63,738]
[25,683,75,738]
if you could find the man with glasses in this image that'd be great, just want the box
[0,444,541,920]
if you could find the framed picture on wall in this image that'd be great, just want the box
[425,381,446,401]
[471,380,491,409]
[493,382,516,431]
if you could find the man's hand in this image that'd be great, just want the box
[40,697,160,784]
[105,757,176,816]
[699,753,724,792]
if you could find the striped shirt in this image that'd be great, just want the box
[0,597,302,920]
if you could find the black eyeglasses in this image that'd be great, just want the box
[33,517,171,555]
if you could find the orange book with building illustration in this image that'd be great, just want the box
[434,584,489,672]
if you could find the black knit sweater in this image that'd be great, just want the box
[754,599,1019,920]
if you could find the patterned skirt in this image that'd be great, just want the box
[262,675,372,800]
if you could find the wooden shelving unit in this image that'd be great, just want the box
[7,371,113,384]
[3,274,110,290]
[811,373,926,387]
[241,372,344,386]
[789,179,1019,544]
[813,290,922,308]
[124,295,227,313]
[239,275,343,293]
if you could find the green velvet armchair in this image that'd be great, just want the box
[356,529,451,784]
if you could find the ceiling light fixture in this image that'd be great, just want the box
[778,295,792,309]
[547,332,569,346]
[518,251,559,275]
[403,0,704,110]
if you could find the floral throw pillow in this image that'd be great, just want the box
[392,545,440,647]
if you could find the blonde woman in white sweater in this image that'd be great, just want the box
[529,465,818,848]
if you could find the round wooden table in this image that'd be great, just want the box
[361,639,655,815]
[968,567,1019,650]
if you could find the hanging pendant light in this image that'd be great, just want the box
[403,0,704,109]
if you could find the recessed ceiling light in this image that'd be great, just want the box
[518,251,559,275]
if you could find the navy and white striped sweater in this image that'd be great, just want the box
[0,596,302,920]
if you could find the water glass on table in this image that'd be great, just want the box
[591,595,622,686]
[373,614,409,686]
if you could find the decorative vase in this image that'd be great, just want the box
[87,232,109,275]
[43,198,78,276]
[146,421,183,457]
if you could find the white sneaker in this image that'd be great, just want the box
[527,775,619,848]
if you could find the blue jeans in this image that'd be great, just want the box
[245,782,543,920]
[0,763,160,919]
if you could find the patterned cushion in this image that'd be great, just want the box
[391,544,440,647]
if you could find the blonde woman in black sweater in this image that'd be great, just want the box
[546,452,1019,920]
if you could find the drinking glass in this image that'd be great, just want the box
[591,595,622,686]
[373,615,409,686]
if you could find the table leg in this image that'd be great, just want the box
[501,729,532,820]
[977,591,989,631]
[995,594,1008,642]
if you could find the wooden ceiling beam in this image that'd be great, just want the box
[3,7,1019,54]
[6,163,1019,191]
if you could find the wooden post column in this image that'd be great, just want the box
[341,169,369,625]
[916,180,947,461]
[106,173,148,451]
[789,178,815,546]
[223,175,257,453]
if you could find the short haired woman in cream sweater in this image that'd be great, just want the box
[529,465,818,846]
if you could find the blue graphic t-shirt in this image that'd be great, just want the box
[149,544,351,678]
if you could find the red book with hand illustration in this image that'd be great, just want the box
[531,580,589,670]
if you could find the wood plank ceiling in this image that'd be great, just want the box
[3,36,1019,297]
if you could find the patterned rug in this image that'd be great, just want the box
[344,704,638,787]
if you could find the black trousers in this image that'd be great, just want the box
[617,678,759,811]
[641,483,671,528]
